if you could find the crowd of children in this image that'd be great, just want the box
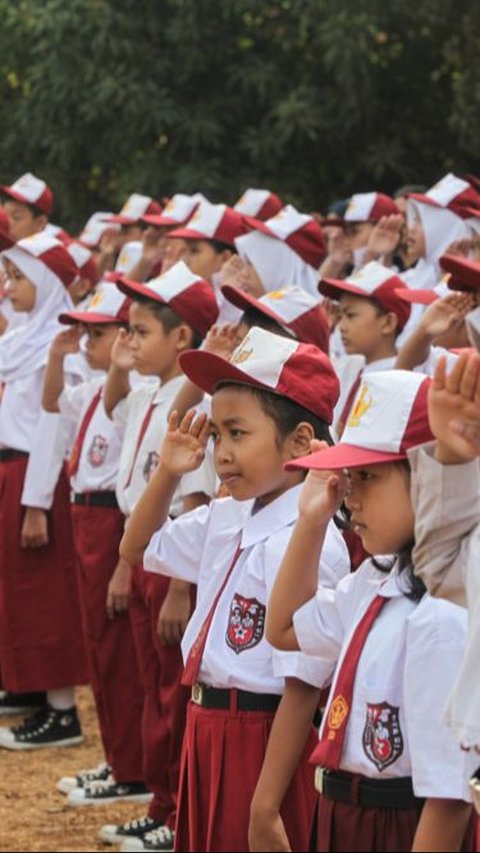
[0,169,479,853]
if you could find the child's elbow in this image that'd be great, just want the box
[266,621,298,652]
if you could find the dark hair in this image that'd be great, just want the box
[240,307,294,340]
[215,381,333,446]
[131,295,202,349]
[1,194,46,219]
[209,238,237,254]
[343,293,402,339]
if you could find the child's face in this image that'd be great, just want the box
[128,302,183,381]
[84,324,120,371]
[345,462,414,555]
[183,240,230,281]
[210,387,301,505]
[338,294,395,361]
[344,222,374,249]
[238,259,265,298]
[406,207,426,261]
[3,200,46,242]
[4,261,36,311]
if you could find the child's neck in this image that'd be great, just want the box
[156,362,183,385]
[364,340,397,365]
[255,472,304,508]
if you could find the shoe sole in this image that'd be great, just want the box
[0,707,44,716]
[57,775,113,795]
[0,735,84,750]
[121,843,174,852]
[68,792,153,807]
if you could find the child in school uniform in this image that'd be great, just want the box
[91,262,218,850]
[120,326,351,852]
[0,233,88,747]
[41,281,149,804]
[97,193,163,275]
[318,260,411,437]
[410,349,480,815]
[1,172,53,242]
[266,369,476,852]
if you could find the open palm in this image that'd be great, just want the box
[160,409,211,475]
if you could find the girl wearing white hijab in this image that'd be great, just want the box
[0,233,88,750]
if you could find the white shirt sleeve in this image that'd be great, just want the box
[144,503,212,584]
[57,382,90,423]
[21,410,73,509]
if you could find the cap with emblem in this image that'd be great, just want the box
[339,192,399,224]
[243,204,326,268]
[233,188,283,221]
[59,280,131,325]
[115,260,218,338]
[439,254,480,292]
[1,172,54,216]
[179,325,340,424]
[65,241,99,287]
[78,212,120,248]
[407,174,480,220]
[286,370,432,471]
[106,193,163,225]
[319,261,411,331]
[142,193,207,228]
[2,232,79,288]
[221,284,329,352]
[169,200,248,247]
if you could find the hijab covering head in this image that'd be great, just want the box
[0,233,76,382]
[234,230,319,297]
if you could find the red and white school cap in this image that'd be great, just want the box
[244,204,326,268]
[115,260,218,337]
[342,192,399,223]
[107,193,163,225]
[179,325,340,423]
[408,174,480,219]
[3,232,79,288]
[0,207,13,251]
[0,172,54,216]
[78,211,120,247]
[394,280,450,306]
[114,240,143,275]
[59,280,131,325]
[65,240,99,286]
[169,200,248,246]
[221,284,329,352]
[319,260,411,331]
[233,188,283,220]
[286,370,432,471]
[439,254,480,292]
[142,193,207,228]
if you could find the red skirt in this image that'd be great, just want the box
[174,700,318,852]
[0,456,87,691]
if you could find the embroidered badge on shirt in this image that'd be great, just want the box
[226,593,265,654]
[143,451,159,483]
[87,435,108,467]
[362,701,404,771]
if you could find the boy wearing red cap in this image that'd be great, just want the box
[121,326,350,852]
[1,172,53,242]
[41,282,149,806]
[91,262,218,849]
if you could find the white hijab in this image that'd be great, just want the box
[404,199,471,290]
[0,245,74,382]
[235,231,319,297]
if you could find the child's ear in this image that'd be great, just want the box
[381,311,399,337]
[174,323,195,351]
[288,422,315,458]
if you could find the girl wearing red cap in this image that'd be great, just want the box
[266,369,476,852]
[121,326,350,852]
[0,233,87,748]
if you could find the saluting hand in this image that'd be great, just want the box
[430,352,480,463]
[159,409,211,476]
[50,326,83,358]
[111,328,135,371]
[298,440,349,524]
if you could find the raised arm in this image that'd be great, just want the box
[395,293,473,371]
[42,327,82,413]
[103,328,133,417]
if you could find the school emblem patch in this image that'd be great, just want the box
[143,451,159,483]
[226,593,265,654]
[362,701,404,771]
[87,435,108,467]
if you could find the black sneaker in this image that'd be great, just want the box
[68,779,153,806]
[99,816,162,845]
[57,761,113,794]
[0,705,82,750]
[121,825,175,852]
[0,690,47,716]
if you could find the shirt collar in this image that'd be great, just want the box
[374,560,408,598]
[240,483,301,549]
[152,373,185,404]
[363,356,397,373]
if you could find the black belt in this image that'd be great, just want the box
[0,448,28,462]
[315,768,424,810]
[72,491,119,508]
[191,684,281,713]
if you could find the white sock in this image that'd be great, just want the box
[47,687,75,710]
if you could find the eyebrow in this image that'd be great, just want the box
[210,417,247,428]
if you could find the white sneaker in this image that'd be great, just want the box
[121,825,175,852]
[470,769,480,815]
[57,761,112,794]
[99,816,160,845]
[68,779,153,807]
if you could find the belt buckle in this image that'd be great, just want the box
[314,766,325,794]
[191,683,204,706]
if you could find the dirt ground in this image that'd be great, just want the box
[0,687,147,852]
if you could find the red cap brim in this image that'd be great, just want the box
[0,186,49,214]
[58,311,124,325]
[285,443,406,472]
[221,285,286,328]
[395,288,438,305]
[439,254,480,292]
[167,226,210,241]
[141,214,179,228]
[179,348,270,397]
[114,275,167,304]
[105,215,140,225]
[318,277,367,301]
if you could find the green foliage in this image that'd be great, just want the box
[0,0,479,230]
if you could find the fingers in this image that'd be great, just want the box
[432,355,448,390]
[309,439,330,454]
[459,354,480,402]
[445,351,471,394]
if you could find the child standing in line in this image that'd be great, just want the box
[266,369,476,852]
[0,233,88,749]
[121,326,350,852]
[41,281,149,805]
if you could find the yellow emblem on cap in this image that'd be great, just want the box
[347,385,372,428]
[327,695,348,734]
[89,292,104,309]
[346,199,356,216]
[265,289,287,300]
[231,347,253,365]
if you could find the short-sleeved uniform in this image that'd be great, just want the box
[58,378,144,784]
[145,484,350,852]
[293,559,476,852]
